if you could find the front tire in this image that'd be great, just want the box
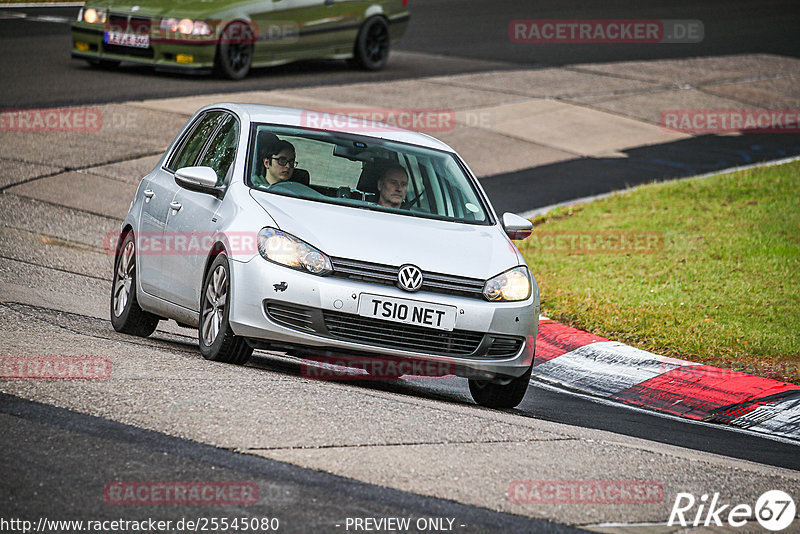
[468,364,532,409]
[214,21,254,80]
[110,232,159,337]
[352,16,390,70]
[199,254,253,364]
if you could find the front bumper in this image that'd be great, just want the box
[227,255,539,380]
[71,23,216,71]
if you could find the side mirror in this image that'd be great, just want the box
[502,212,533,240]
[175,166,218,189]
[174,166,225,198]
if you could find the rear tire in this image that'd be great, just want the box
[199,254,253,365]
[110,232,160,337]
[214,21,254,80]
[468,364,532,409]
[352,16,390,70]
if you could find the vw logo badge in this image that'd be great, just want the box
[397,264,423,292]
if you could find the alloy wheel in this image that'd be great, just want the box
[112,240,135,317]
[201,265,228,346]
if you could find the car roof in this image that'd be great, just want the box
[201,102,458,153]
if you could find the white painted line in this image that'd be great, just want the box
[531,341,693,397]
[517,154,800,218]
[0,10,72,22]
[745,395,800,440]
[531,380,800,446]
[29,14,70,22]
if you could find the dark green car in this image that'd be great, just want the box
[71,0,410,79]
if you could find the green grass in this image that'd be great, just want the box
[519,160,800,384]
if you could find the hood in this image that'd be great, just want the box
[95,0,231,18]
[249,190,521,280]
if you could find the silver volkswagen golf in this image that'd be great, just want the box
[110,103,539,408]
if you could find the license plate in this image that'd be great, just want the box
[105,30,150,48]
[358,294,457,331]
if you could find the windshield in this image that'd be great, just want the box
[246,123,492,225]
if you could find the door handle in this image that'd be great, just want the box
[143,189,154,198]
[170,201,182,211]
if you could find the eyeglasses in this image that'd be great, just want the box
[270,156,297,168]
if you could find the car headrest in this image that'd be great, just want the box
[290,168,310,186]
[356,157,397,194]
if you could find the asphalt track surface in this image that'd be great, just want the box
[1,394,577,533]
[2,2,800,530]
[1,303,799,531]
[3,1,800,108]
[3,3,800,214]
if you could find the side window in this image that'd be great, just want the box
[167,111,224,172]
[197,115,239,186]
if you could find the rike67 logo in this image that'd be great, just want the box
[669,490,796,531]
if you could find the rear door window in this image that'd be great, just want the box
[167,111,225,172]
[196,114,239,186]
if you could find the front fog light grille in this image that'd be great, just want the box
[265,302,314,332]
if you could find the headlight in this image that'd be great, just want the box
[83,8,107,24]
[177,18,194,34]
[191,21,212,36]
[162,18,212,36]
[483,266,531,302]
[257,228,332,275]
[161,18,179,33]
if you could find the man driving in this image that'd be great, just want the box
[376,164,409,208]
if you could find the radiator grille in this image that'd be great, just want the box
[330,257,485,299]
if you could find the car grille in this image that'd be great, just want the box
[108,14,151,28]
[265,302,525,358]
[265,302,314,333]
[323,310,484,356]
[329,257,486,299]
